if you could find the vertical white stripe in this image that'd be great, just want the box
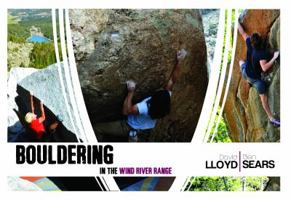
[176,10,225,191]
[58,9,88,142]
[65,9,119,190]
[64,9,97,143]
[1,8,8,192]
[52,9,80,142]
[206,9,232,143]
[192,9,225,143]
[210,9,239,143]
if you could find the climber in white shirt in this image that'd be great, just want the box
[94,49,187,142]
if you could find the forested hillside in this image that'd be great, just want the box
[8,9,61,70]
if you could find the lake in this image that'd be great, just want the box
[27,35,49,43]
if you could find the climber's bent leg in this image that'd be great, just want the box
[239,60,248,80]
[253,80,279,126]
[93,120,130,141]
[239,60,245,68]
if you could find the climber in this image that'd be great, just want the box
[237,22,280,126]
[94,49,187,142]
[23,91,61,142]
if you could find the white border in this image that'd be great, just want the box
[211,10,239,142]
[206,9,232,143]
[209,9,237,142]
[0,7,7,193]
[3,0,287,9]
[2,0,291,199]
[57,9,85,141]
[192,9,225,143]
[64,9,97,143]
[52,9,80,141]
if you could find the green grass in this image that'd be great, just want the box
[8,14,20,24]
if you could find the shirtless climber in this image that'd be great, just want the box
[237,21,280,126]
[94,49,188,142]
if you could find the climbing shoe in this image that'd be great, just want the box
[270,118,280,127]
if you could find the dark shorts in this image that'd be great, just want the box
[240,62,266,94]
[93,119,131,141]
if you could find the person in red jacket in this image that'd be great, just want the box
[24,92,60,141]
[24,92,46,140]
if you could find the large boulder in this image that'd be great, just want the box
[69,9,208,142]
[224,10,280,142]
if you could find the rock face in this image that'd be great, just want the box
[224,10,280,142]
[201,9,219,62]
[7,67,37,136]
[201,9,219,76]
[70,9,208,142]
[264,177,280,191]
[8,64,79,142]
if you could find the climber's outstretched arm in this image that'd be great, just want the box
[38,101,46,123]
[238,22,249,41]
[122,81,139,115]
[30,91,35,114]
[165,49,187,91]
[165,60,182,91]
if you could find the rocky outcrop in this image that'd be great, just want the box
[201,9,219,62]
[201,9,219,76]
[70,9,208,142]
[8,64,79,142]
[7,42,34,70]
[224,10,280,142]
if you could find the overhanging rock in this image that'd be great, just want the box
[8,63,81,142]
